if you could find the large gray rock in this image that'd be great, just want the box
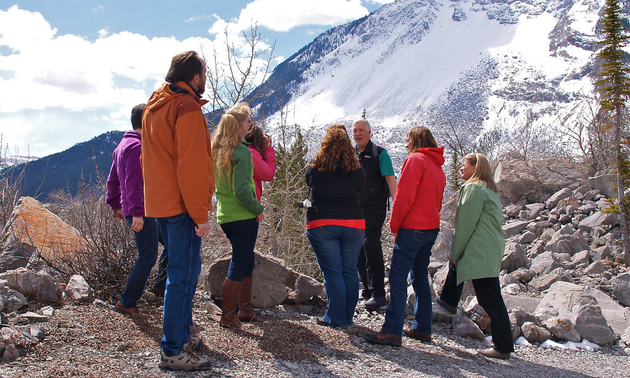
[521,321,553,343]
[430,225,453,263]
[570,295,616,345]
[65,275,93,303]
[452,314,485,340]
[587,174,617,199]
[495,159,587,204]
[529,272,567,292]
[1,268,61,302]
[578,211,619,232]
[542,317,581,342]
[529,252,560,275]
[544,228,589,256]
[501,242,528,273]
[202,252,324,309]
[545,188,573,210]
[590,246,612,262]
[611,273,630,307]
[503,221,528,239]
[534,281,630,337]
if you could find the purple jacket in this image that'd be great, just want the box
[106,131,144,217]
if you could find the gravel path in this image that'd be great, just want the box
[1,295,629,378]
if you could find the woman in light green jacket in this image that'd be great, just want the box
[435,153,514,360]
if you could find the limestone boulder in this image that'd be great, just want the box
[501,242,528,273]
[202,252,323,309]
[570,295,616,345]
[521,321,552,343]
[542,317,581,342]
[452,314,485,340]
[611,273,630,307]
[494,159,587,204]
[0,197,93,272]
[65,275,93,303]
[534,281,630,338]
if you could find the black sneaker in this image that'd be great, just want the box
[364,293,387,311]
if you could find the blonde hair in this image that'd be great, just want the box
[463,153,499,192]
[213,102,250,183]
[311,125,361,172]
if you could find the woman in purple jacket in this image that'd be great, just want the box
[106,103,158,319]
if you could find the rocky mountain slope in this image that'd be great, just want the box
[251,0,625,164]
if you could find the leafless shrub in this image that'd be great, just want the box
[44,176,137,302]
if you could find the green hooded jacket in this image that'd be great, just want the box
[215,142,263,224]
[450,182,505,284]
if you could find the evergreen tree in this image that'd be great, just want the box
[596,0,630,265]
[448,150,462,191]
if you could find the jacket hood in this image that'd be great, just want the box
[145,81,208,113]
[415,146,445,166]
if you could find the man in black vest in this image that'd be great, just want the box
[353,118,397,310]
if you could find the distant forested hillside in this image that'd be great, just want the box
[2,131,124,201]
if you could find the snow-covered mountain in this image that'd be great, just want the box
[252,0,626,165]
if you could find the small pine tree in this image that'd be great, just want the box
[596,0,630,266]
[448,150,462,191]
[361,108,367,118]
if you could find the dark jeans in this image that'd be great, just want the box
[220,218,259,282]
[357,207,386,298]
[152,229,168,292]
[381,228,438,337]
[440,262,514,354]
[157,213,201,355]
[119,216,158,308]
[307,225,364,328]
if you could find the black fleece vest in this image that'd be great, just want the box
[358,140,389,210]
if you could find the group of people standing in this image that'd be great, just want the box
[306,121,514,359]
[105,49,514,372]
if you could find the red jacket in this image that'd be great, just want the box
[389,147,446,234]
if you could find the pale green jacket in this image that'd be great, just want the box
[451,182,505,284]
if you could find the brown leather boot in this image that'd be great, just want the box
[219,278,243,328]
[237,277,264,323]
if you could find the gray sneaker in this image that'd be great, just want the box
[183,336,201,352]
[159,349,212,371]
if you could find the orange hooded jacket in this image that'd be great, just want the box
[141,81,215,225]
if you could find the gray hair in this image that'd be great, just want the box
[352,118,371,131]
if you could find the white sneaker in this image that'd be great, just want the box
[159,349,212,371]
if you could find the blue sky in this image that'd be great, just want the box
[0,0,390,158]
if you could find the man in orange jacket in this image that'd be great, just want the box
[142,51,214,372]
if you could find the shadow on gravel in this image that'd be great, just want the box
[359,338,598,378]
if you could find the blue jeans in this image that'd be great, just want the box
[220,218,259,281]
[152,229,168,292]
[119,216,158,308]
[381,228,438,337]
[157,213,201,355]
[307,225,364,328]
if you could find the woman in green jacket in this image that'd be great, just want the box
[435,153,514,359]
[213,103,265,328]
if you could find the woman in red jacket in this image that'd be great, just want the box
[366,126,446,346]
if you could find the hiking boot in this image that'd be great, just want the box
[478,348,510,360]
[403,328,432,343]
[435,297,457,315]
[183,336,201,352]
[150,286,165,298]
[159,349,212,371]
[364,331,402,346]
[115,301,149,319]
[364,293,387,311]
